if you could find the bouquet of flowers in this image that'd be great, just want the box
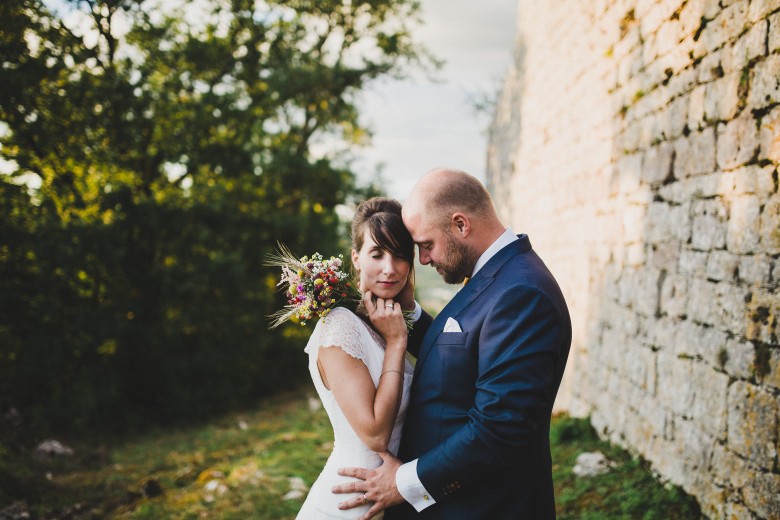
[265,243,413,331]
[264,243,362,329]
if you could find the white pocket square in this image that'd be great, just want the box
[443,317,462,333]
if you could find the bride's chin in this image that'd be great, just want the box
[372,287,401,300]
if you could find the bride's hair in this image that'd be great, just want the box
[351,197,415,267]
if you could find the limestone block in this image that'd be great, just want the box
[650,240,681,271]
[759,193,780,254]
[747,0,780,24]
[748,54,780,110]
[625,344,657,393]
[738,254,772,284]
[698,1,749,54]
[687,278,721,325]
[666,95,690,140]
[746,288,779,344]
[722,502,754,519]
[698,48,724,83]
[706,250,740,280]
[660,273,688,317]
[704,71,741,122]
[716,281,750,336]
[732,164,777,196]
[636,267,662,317]
[717,113,760,171]
[657,352,696,414]
[649,435,688,487]
[661,173,724,203]
[691,198,728,250]
[665,65,698,100]
[648,315,678,349]
[758,104,780,162]
[722,19,768,74]
[674,127,717,178]
[646,201,691,243]
[688,84,707,130]
[678,248,709,276]
[655,19,683,58]
[690,362,729,437]
[710,443,752,491]
[769,12,780,53]
[717,1,750,42]
[723,337,756,379]
[638,113,661,149]
[681,427,716,491]
[727,381,778,467]
[727,195,761,253]
[743,472,780,520]
[766,348,780,390]
[679,0,708,37]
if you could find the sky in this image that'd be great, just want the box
[354,0,519,200]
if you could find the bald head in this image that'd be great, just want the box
[405,168,497,228]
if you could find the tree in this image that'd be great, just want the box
[0,0,431,433]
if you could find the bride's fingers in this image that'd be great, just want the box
[362,290,375,315]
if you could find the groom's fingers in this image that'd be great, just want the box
[332,468,369,494]
[337,494,368,511]
[359,505,383,520]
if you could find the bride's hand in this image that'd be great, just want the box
[362,290,407,347]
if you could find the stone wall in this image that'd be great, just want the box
[487,1,780,518]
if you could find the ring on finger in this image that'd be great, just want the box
[362,493,368,503]
[385,303,394,309]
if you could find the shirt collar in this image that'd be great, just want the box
[471,228,518,278]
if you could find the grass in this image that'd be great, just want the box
[1,388,701,519]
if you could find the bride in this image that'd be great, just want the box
[297,198,421,519]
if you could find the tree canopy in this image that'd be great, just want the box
[0,0,431,434]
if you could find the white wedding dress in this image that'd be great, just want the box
[296,307,414,519]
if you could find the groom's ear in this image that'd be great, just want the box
[451,213,470,238]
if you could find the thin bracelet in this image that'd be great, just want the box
[379,369,403,379]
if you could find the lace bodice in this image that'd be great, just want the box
[297,307,413,519]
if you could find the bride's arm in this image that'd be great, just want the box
[318,298,408,452]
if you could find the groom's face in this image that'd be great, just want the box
[404,211,475,285]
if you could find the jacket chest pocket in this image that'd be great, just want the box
[434,332,477,400]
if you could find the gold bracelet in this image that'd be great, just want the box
[379,370,403,379]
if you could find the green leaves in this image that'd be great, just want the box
[0,0,431,434]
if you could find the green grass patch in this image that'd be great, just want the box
[2,391,700,518]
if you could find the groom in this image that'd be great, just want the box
[333,169,572,519]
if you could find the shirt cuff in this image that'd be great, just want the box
[410,301,422,322]
[396,459,435,512]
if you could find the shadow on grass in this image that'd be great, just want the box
[1,391,701,519]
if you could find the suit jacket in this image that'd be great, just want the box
[387,234,571,520]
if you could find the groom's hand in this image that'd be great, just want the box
[333,451,405,520]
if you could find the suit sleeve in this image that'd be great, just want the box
[415,285,566,500]
[407,309,433,358]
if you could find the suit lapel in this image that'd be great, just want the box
[412,275,494,377]
[412,235,533,380]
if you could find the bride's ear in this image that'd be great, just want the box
[351,249,360,271]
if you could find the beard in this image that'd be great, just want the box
[432,232,479,284]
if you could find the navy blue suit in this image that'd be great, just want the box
[387,235,571,519]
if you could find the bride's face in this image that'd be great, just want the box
[351,229,411,300]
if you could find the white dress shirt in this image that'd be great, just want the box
[396,228,518,511]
